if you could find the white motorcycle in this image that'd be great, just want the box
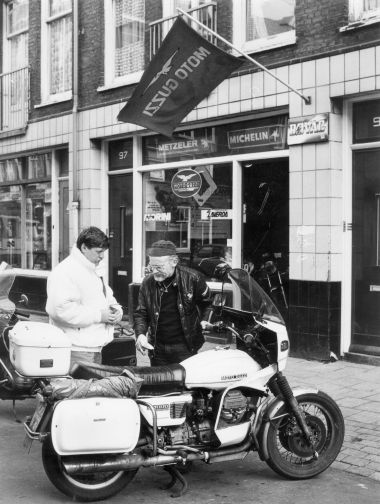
[16,265,344,502]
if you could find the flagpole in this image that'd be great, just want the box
[176,8,311,105]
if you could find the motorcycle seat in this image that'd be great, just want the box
[71,361,186,396]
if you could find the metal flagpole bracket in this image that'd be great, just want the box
[177,8,312,106]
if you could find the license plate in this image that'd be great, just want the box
[23,395,48,451]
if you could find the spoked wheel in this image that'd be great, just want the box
[265,391,344,479]
[42,438,138,502]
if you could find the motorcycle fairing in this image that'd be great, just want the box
[138,393,193,427]
[51,397,141,455]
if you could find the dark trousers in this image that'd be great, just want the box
[150,342,195,366]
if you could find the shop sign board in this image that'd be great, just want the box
[201,209,233,220]
[149,136,215,161]
[144,212,171,222]
[287,114,329,145]
[227,125,286,150]
[193,166,217,207]
[171,168,202,198]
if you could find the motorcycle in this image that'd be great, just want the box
[19,264,344,502]
[0,263,36,411]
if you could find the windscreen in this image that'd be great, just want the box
[0,263,16,332]
[223,268,285,325]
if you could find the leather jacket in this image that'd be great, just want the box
[133,265,212,353]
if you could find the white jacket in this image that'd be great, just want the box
[45,246,122,351]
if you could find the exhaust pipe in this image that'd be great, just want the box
[63,440,252,475]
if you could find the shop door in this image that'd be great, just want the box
[242,159,289,316]
[109,174,133,311]
[351,149,380,353]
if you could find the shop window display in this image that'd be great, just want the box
[143,163,232,278]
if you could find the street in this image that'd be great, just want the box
[1,398,379,504]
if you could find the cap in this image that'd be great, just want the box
[147,240,177,257]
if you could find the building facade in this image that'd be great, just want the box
[1,0,380,362]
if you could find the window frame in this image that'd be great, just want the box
[40,0,72,105]
[232,0,296,54]
[349,0,380,22]
[102,0,145,90]
[2,0,29,73]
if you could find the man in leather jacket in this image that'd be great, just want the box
[134,240,212,366]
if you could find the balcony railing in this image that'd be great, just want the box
[149,2,217,59]
[0,67,29,134]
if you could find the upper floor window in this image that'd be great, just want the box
[3,0,29,72]
[104,0,145,88]
[233,0,296,54]
[349,0,380,22]
[40,0,72,103]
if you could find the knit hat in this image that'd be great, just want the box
[147,240,177,257]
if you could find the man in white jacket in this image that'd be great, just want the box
[46,227,123,367]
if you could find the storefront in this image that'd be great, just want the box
[344,98,380,358]
[108,113,290,318]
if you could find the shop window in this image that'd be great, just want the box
[103,0,145,87]
[40,0,72,103]
[348,0,380,23]
[233,0,296,54]
[0,154,52,270]
[142,163,232,279]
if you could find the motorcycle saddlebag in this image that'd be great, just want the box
[102,336,137,367]
[51,397,140,456]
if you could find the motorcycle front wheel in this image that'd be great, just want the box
[265,391,344,479]
[42,438,138,502]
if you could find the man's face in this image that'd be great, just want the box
[81,245,105,266]
[148,255,177,282]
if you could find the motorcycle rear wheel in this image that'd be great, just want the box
[42,438,138,502]
[265,391,344,479]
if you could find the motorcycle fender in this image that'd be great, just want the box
[258,387,318,461]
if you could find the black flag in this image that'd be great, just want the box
[117,17,243,137]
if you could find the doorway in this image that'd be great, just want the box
[108,173,133,311]
[242,159,289,316]
[351,149,380,354]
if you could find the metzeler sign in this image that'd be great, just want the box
[151,137,215,160]
[287,114,329,145]
[227,125,286,149]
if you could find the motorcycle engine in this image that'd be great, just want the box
[218,389,248,427]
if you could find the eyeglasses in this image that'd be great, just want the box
[148,263,167,273]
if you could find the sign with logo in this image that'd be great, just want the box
[227,125,286,150]
[109,139,133,170]
[152,137,215,161]
[171,169,202,198]
[201,209,233,220]
[287,114,329,145]
[193,166,217,207]
[353,99,380,143]
[144,212,171,222]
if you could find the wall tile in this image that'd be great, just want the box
[316,85,330,113]
[330,54,344,83]
[289,62,302,89]
[345,79,360,95]
[303,198,316,225]
[359,47,376,78]
[316,169,330,197]
[360,77,376,92]
[240,74,252,100]
[329,253,342,281]
[289,171,302,198]
[302,253,316,281]
[315,253,329,281]
[276,65,289,94]
[301,225,316,253]
[302,88,316,115]
[316,142,330,170]
[345,51,360,81]
[303,170,316,198]
[330,198,342,225]
[289,252,302,279]
[289,146,302,172]
[316,57,330,86]
[252,71,264,97]
[302,60,316,89]
[229,76,241,102]
[330,82,345,97]
[290,226,302,253]
[316,225,330,253]
[316,198,330,225]
[329,113,342,142]
[290,199,303,225]
[330,225,342,253]
[302,144,316,171]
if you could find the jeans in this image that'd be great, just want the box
[70,350,102,373]
[150,342,195,366]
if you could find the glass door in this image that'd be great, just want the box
[352,149,380,352]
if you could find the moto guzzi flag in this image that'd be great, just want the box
[117,17,243,137]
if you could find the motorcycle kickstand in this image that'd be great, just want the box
[162,465,188,498]
[12,400,22,423]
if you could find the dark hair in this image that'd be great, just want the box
[76,227,109,250]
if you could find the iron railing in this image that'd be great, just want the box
[149,2,217,59]
[0,67,29,133]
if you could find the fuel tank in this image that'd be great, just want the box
[181,348,262,390]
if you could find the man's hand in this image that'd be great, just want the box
[136,334,154,354]
[100,307,120,325]
[201,320,214,335]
